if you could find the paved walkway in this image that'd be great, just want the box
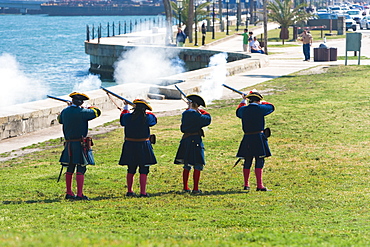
[1,27,369,156]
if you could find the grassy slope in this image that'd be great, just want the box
[1,65,370,246]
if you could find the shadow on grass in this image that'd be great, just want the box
[2,198,62,204]
[147,189,250,197]
[2,190,250,203]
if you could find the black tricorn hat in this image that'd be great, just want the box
[246,90,263,101]
[133,99,152,111]
[69,92,90,101]
[187,94,206,107]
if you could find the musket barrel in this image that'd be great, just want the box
[47,95,71,103]
[222,84,244,95]
[100,86,134,106]
[174,85,191,102]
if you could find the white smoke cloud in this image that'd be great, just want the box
[73,74,102,92]
[113,46,185,85]
[0,53,49,107]
[200,52,229,104]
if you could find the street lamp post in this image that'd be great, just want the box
[177,0,183,27]
[194,0,199,45]
[212,0,215,39]
[246,12,250,30]
[226,0,229,35]
[236,0,240,31]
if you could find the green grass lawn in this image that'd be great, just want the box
[1,65,370,246]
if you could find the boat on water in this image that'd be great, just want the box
[40,0,165,16]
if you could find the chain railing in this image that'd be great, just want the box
[86,16,177,43]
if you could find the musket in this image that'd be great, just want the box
[174,85,192,103]
[47,95,72,104]
[100,86,135,106]
[222,84,245,95]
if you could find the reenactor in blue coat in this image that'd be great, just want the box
[236,90,274,191]
[174,95,211,194]
[58,92,101,200]
[119,99,157,197]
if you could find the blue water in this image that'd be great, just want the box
[0,14,165,105]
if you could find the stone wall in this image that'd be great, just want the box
[85,43,251,79]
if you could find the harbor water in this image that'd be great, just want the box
[0,14,165,107]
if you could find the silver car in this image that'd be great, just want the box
[360,16,370,29]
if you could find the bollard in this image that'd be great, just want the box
[86,25,90,42]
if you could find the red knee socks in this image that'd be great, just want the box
[193,169,201,191]
[76,173,84,197]
[65,172,74,196]
[243,168,251,187]
[255,168,264,189]
[140,174,147,195]
[182,169,190,191]
[126,173,135,193]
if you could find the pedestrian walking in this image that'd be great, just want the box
[119,99,157,197]
[174,95,211,194]
[201,22,207,45]
[236,90,274,191]
[58,92,101,200]
[176,27,187,47]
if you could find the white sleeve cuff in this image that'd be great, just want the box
[124,105,129,110]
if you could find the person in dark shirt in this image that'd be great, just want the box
[201,22,207,45]
[176,27,187,47]
[119,99,157,197]
[58,92,101,200]
[236,90,274,191]
[174,95,211,194]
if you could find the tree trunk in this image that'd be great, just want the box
[280,27,289,45]
[187,0,194,43]
[218,0,224,32]
[163,0,173,45]
[263,0,268,54]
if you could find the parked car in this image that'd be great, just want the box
[316,13,338,19]
[360,16,370,29]
[341,14,358,31]
[346,9,362,23]
[330,6,345,14]
[317,8,328,13]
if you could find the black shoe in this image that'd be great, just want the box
[256,187,272,191]
[65,194,76,200]
[243,186,250,190]
[183,189,191,193]
[75,195,90,200]
[139,193,150,197]
[125,192,136,197]
[191,190,203,194]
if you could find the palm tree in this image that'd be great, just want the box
[170,0,212,42]
[163,0,173,45]
[267,0,313,44]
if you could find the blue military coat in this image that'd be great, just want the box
[174,108,211,166]
[58,105,101,165]
[118,110,157,166]
[236,102,274,158]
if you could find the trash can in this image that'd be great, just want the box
[314,48,330,62]
[329,47,337,61]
